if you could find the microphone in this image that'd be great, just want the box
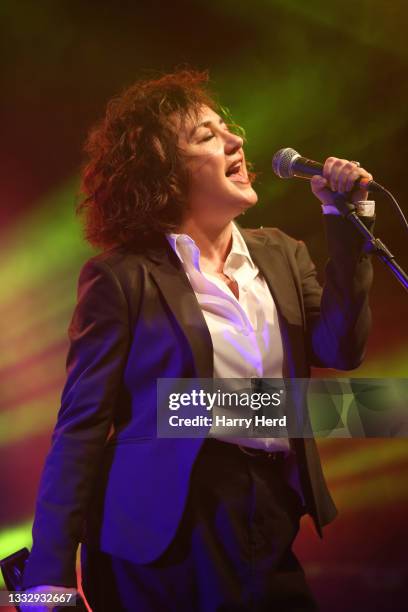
[272,147,383,193]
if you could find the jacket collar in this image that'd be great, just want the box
[145,226,296,378]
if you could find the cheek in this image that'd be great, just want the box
[189,154,225,185]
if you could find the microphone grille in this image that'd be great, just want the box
[272,148,300,178]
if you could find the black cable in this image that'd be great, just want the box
[376,183,408,233]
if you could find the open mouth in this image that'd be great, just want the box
[225,159,249,184]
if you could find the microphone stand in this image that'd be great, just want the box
[333,194,408,293]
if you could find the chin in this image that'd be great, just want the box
[239,186,258,209]
[229,197,257,220]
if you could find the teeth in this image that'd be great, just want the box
[226,162,241,176]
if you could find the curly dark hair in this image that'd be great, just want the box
[77,68,254,251]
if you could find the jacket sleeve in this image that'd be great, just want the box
[22,259,130,589]
[296,214,374,370]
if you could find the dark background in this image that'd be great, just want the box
[0,1,407,610]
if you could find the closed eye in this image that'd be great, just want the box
[201,134,215,142]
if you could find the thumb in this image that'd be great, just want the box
[310,175,328,194]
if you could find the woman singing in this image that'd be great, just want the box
[21,69,374,611]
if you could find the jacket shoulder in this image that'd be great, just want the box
[243,226,303,253]
[78,245,151,284]
[84,247,145,271]
[76,248,148,308]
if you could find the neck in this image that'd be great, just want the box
[176,217,234,270]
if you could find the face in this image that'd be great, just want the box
[174,105,258,226]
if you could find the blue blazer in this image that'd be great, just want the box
[22,215,374,588]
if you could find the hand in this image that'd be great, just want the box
[311,157,373,206]
[19,585,79,611]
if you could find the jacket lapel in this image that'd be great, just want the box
[239,228,304,378]
[240,229,296,322]
[146,239,214,378]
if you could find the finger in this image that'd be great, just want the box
[331,159,349,192]
[338,161,358,193]
[310,175,328,194]
[324,158,347,192]
[344,169,361,193]
[323,157,338,185]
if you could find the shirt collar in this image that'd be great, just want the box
[166,232,201,272]
[228,222,256,267]
[166,222,256,270]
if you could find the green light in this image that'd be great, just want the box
[0,521,32,588]
[0,177,91,298]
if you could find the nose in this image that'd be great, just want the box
[224,130,244,154]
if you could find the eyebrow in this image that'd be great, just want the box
[188,116,225,140]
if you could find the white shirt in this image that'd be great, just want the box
[167,222,291,453]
